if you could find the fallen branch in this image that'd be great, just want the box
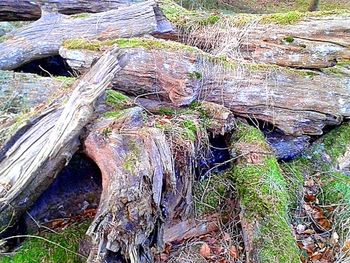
[0,0,173,70]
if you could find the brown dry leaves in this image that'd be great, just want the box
[295,177,340,263]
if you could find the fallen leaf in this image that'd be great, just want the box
[229,246,238,259]
[200,243,211,258]
[342,240,350,253]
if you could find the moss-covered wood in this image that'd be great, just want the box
[229,123,300,263]
[61,38,350,136]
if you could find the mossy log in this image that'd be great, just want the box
[229,123,300,263]
[188,14,350,69]
[0,0,173,70]
[0,0,143,21]
[61,40,350,135]
[159,1,350,69]
[0,47,127,234]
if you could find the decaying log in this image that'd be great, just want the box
[0,47,126,233]
[230,122,300,263]
[83,107,176,262]
[0,0,173,70]
[172,6,350,69]
[0,0,143,21]
[61,41,350,135]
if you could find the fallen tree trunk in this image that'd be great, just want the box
[0,0,143,21]
[60,39,350,135]
[0,0,173,70]
[0,47,126,234]
[158,1,350,69]
[229,122,300,263]
[185,14,350,69]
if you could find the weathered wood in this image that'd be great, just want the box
[0,71,74,148]
[0,0,143,21]
[0,0,173,70]
[230,123,300,263]
[84,107,176,262]
[0,47,127,234]
[61,41,350,135]
[163,214,219,244]
[187,14,350,69]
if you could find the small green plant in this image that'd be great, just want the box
[188,71,202,80]
[284,36,295,43]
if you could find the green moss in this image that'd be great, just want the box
[0,221,90,263]
[105,89,130,108]
[123,139,141,174]
[323,122,350,161]
[193,174,231,216]
[284,36,295,43]
[63,37,201,53]
[181,119,198,141]
[54,76,76,87]
[102,111,124,119]
[229,123,300,262]
[232,122,266,145]
[159,0,221,29]
[70,13,91,19]
[261,10,305,24]
[188,71,202,80]
[63,39,102,51]
[231,157,289,218]
[158,107,175,116]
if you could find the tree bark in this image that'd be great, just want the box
[0,47,127,234]
[83,107,176,262]
[61,43,350,135]
[186,14,350,69]
[0,0,173,70]
[0,0,144,21]
[0,71,74,148]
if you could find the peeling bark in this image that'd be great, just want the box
[0,47,126,233]
[61,43,350,135]
[84,107,176,262]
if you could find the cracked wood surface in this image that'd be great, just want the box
[188,14,350,69]
[0,47,126,233]
[61,43,350,135]
[0,0,172,70]
[0,0,143,21]
[84,107,176,262]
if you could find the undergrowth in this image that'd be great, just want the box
[0,221,90,263]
